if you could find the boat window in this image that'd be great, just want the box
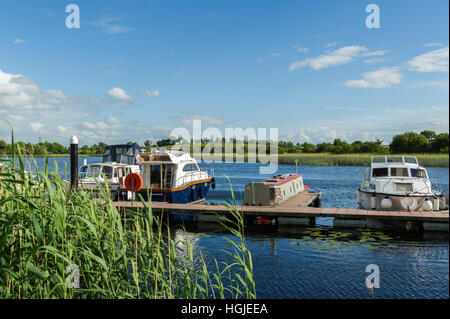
[183,163,199,172]
[386,156,403,163]
[411,168,427,178]
[87,165,101,178]
[372,168,388,177]
[390,167,409,177]
[395,183,413,192]
[113,168,118,178]
[102,166,113,179]
[150,165,162,187]
[372,156,385,163]
[80,166,87,178]
[404,157,418,164]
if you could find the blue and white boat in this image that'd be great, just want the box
[135,148,215,204]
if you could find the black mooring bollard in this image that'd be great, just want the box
[70,135,78,190]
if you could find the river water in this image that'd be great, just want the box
[20,157,450,298]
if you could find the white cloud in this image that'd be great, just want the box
[363,57,388,64]
[145,90,160,97]
[57,125,68,133]
[424,43,442,48]
[107,87,132,100]
[14,38,24,45]
[408,47,449,72]
[324,42,342,48]
[361,50,387,57]
[30,122,43,132]
[345,67,403,88]
[91,16,133,34]
[295,47,309,54]
[289,45,375,71]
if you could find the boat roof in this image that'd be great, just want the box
[137,148,196,165]
[259,174,303,186]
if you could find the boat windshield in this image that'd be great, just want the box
[411,168,427,178]
[386,156,403,163]
[372,167,388,177]
[82,165,113,178]
[390,167,409,177]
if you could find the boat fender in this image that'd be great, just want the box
[400,198,417,211]
[370,194,376,210]
[381,196,392,209]
[211,177,216,189]
[422,198,433,211]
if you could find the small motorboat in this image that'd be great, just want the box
[133,148,215,204]
[357,156,448,211]
[78,144,141,199]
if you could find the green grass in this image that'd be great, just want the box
[277,153,449,168]
[0,128,256,299]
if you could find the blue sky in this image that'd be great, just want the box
[0,0,448,145]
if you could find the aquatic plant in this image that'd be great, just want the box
[289,227,399,252]
[0,126,256,299]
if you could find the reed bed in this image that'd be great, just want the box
[0,130,256,299]
[277,153,449,168]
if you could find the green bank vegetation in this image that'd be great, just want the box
[0,130,255,299]
[1,130,448,167]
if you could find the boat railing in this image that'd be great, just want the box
[174,169,213,188]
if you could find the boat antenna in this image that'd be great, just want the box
[295,159,298,175]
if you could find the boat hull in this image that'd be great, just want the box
[138,179,211,204]
[357,189,448,211]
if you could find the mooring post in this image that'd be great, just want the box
[70,135,79,190]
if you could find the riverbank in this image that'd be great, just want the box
[277,153,449,168]
[3,153,448,167]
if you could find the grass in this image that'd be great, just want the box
[0,127,256,299]
[277,153,449,168]
[6,152,448,168]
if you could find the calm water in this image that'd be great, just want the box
[20,157,450,298]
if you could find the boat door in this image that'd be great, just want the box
[162,164,174,188]
[118,167,124,185]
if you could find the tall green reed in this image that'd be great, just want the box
[0,127,256,299]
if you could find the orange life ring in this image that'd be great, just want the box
[125,173,143,192]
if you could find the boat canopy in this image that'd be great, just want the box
[102,144,141,165]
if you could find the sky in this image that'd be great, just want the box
[0,0,448,146]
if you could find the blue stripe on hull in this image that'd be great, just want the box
[139,181,211,204]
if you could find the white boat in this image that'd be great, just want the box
[357,156,448,211]
[79,144,141,199]
[134,148,215,204]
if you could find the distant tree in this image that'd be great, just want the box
[431,133,449,153]
[390,132,431,153]
[301,142,316,153]
[420,130,437,142]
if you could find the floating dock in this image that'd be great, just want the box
[112,191,449,232]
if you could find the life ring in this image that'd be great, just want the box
[400,198,417,211]
[124,173,143,192]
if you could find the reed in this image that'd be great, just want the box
[0,128,255,299]
[277,153,449,168]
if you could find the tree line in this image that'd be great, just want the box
[0,130,448,156]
